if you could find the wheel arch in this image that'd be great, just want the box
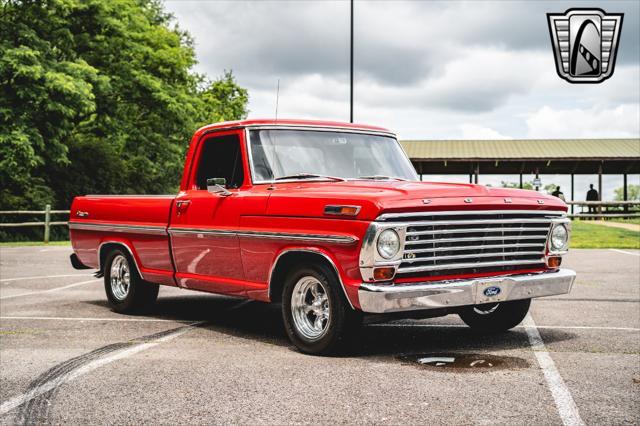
[268,248,354,309]
[98,241,144,280]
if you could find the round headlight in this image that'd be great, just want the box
[550,224,568,251]
[377,229,400,259]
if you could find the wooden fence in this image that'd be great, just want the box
[0,201,638,244]
[0,205,69,243]
[566,200,640,219]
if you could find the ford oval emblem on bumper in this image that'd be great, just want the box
[483,286,502,297]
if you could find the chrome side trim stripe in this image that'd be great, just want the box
[69,222,167,236]
[168,228,358,245]
[69,221,357,244]
[168,228,236,238]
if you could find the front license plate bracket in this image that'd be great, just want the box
[475,279,510,304]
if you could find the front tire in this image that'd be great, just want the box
[458,299,531,332]
[104,248,159,314]
[282,263,357,355]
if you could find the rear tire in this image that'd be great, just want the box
[103,248,159,314]
[282,263,358,355]
[458,299,531,332]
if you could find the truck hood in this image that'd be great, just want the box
[265,180,567,220]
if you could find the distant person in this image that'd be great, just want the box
[551,186,565,201]
[586,184,599,217]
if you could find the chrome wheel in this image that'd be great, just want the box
[291,276,331,341]
[110,254,131,301]
[474,303,499,315]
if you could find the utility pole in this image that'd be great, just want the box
[350,0,354,123]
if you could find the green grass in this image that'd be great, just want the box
[571,221,640,249]
[0,241,71,247]
[610,218,640,225]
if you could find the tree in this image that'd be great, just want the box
[501,181,534,190]
[0,0,248,211]
[543,183,561,195]
[614,184,640,201]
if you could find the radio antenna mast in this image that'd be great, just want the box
[275,78,280,121]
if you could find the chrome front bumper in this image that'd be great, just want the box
[357,269,576,314]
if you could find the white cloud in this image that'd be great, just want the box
[460,124,512,140]
[526,104,640,139]
[164,0,640,139]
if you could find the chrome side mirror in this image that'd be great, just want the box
[207,178,232,197]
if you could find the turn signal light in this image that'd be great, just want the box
[373,267,395,281]
[324,205,361,216]
[547,256,562,268]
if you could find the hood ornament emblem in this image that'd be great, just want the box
[464,198,473,203]
[504,198,512,204]
[422,199,432,204]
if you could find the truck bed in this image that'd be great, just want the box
[69,195,176,286]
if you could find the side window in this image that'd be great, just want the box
[195,134,244,189]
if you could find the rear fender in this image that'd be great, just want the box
[98,238,145,280]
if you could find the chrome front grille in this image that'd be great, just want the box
[377,210,564,278]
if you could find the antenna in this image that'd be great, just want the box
[275,78,280,121]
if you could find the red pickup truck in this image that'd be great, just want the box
[69,119,575,354]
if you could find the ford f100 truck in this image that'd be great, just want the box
[69,119,575,354]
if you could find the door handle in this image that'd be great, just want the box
[175,200,191,216]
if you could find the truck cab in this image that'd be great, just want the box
[69,119,576,354]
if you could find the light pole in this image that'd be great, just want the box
[350,0,354,123]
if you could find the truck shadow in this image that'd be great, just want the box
[87,295,577,358]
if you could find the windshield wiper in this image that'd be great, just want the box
[357,175,407,181]
[274,173,346,182]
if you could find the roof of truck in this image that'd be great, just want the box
[194,119,393,136]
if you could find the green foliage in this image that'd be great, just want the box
[0,0,248,211]
[614,185,640,201]
[543,183,561,194]
[501,181,534,190]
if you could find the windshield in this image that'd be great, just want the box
[248,129,418,182]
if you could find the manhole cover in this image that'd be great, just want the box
[399,353,529,371]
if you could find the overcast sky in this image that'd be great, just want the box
[164,0,639,141]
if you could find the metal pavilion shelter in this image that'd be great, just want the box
[400,138,640,207]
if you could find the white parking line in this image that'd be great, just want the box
[371,323,640,332]
[0,316,191,323]
[609,249,640,257]
[523,314,585,426]
[0,279,100,300]
[0,274,92,283]
[0,322,204,415]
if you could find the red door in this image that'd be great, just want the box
[169,130,250,296]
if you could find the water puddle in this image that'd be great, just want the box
[398,353,529,371]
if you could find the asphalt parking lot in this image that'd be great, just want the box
[0,247,638,425]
